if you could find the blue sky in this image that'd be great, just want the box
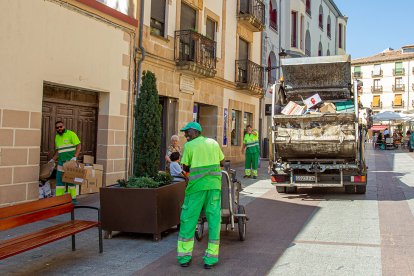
[334,0,414,59]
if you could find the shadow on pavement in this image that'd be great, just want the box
[134,188,320,275]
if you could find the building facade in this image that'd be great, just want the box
[261,0,347,146]
[352,46,414,113]
[0,0,138,206]
[141,0,264,165]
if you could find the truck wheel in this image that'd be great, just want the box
[195,222,204,241]
[356,185,366,194]
[276,186,286,193]
[345,185,355,194]
[286,187,297,194]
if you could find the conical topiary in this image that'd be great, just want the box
[133,71,162,178]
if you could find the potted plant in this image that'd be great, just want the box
[100,71,186,241]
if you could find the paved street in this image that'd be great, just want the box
[1,146,414,275]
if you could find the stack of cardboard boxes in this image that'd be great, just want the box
[62,155,104,195]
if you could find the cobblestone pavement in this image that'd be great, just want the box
[1,148,414,275]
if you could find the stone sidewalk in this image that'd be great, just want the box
[2,150,414,275]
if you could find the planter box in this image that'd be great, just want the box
[100,181,186,241]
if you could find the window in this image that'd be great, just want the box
[306,0,311,16]
[327,49,330,56]
[338,23,343,49]
[269,1,277,30]
[291,11,298,48]
[393,94,402,107]
[151,0,166,36]
[305,30,311,56]
[372,95,380,107]
[231,110,241,146]
[327,16,331,38]
[373,64,381,76]
[300,15,304,50]
[318,42,323,56]
[240,0,249,14]
[206,18,216,40]
[243,112,253,133]
[395,77,403,89]
[318,5,323,29]
[395,62,403,74]
[374,79,381,90]
[239,38,249,60]
[180,3,197,30]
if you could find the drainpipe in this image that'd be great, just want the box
[130,0,146,176]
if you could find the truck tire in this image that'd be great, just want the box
[286,186,297,194]
[276,186,286,193]
[356,185,366,194]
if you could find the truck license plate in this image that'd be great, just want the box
[295,175,316,182]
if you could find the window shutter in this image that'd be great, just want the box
[151,0,166,23]
[373,96,380,106]
[394,94,402,106]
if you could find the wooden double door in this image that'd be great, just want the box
[41,84,98,164]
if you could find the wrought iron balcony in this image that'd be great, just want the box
[174,30,217,78]
[371,101,382,109]
[392,100,405,108]
[371,85,383,93]
[269,19,277,31]
[392,84,405,92]
[393,68,405,76]
[353,71,363,78]
[371,70,383,77]
[237,0,265,32]
[235,59,264,94]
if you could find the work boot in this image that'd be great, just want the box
[204,263,215,269]
[180,260,192,267]
[252,176,257,179]
[243,175,251,179]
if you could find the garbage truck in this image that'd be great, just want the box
[269,55,369,194]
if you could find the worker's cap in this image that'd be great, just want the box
[180,122,202,132]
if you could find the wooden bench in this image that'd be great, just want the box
[0,194,102,260]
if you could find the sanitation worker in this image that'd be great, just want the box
[177,122,224,269]
[49,121,81,202]
[242,125,259,179]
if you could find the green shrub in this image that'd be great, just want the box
[154,172,173,186]
[127,176,159,188]
[117,179,128,188]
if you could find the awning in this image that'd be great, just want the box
[370,125,387,131]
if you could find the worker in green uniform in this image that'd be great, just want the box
[177,122,225,269]
[242,125,259,179]
[49,121,81,202]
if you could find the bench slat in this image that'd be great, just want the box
[0,195,72,219]
[0,203,73,231]
[0,220,98,260]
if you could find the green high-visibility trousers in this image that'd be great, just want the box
[177,189,221,265]
[245,151,259,177]
[56,161,76,199]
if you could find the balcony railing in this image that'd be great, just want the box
[371,101,382,109]
[371,70,383,77]
[235,59,264,94]
[353,72,363,78]
[371,85,383,93]
[392,84,405,92]
[392,100,405,108]
[393,68,405,76]
[174,30,216,78]
[305,49,311,57]
[269,19,277,31]
[237,0,265,32]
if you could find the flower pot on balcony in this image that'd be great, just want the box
[100,181,186,241]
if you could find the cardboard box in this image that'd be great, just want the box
[303,93,322,108]
[81,164,104,194]
[62,163,87,185]
[83,155,95,164]
[320,103,336,113]
[281,101,305,115]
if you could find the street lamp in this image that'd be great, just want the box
[264,48,287,72]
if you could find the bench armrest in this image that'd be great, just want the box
[74,206,101,222]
